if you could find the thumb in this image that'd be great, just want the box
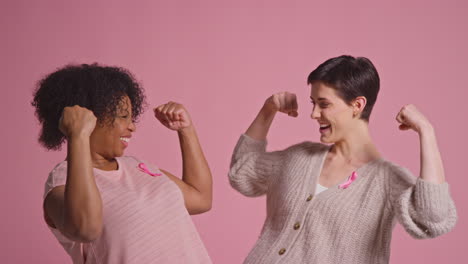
[399,124,411,130]
[288,111,299,117]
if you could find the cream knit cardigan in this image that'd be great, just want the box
[229,134,457,264]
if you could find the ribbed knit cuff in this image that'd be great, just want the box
[414,178,450,221]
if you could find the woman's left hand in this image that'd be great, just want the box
[154,102,192,131]
[395,104,432,133]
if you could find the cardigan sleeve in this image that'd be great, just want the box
[388,164,457,239]
[228,134,285,197]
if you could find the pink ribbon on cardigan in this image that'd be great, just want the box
[338,171,358,189]
[138,163,162,177]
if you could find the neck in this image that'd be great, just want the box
[64,152,116,169]
[329,120,381,165]
[92,156,116,169]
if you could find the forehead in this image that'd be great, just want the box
[117,95,132,112]
[310,82,339,99]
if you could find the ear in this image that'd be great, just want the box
[352,96,367,117]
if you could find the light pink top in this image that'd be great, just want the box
[43,156,212,264]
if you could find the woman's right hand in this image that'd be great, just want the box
[245,92,298,140]
[59,106,97,138]
[263,92,298,117]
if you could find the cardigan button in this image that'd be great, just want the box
[293,222,301,230]
[278,248,286,255]
[306,195,313,201]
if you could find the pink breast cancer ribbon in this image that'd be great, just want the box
[138,163,162,177]
[338,171,358,189]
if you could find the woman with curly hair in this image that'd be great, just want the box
[228,55,457,263]
[32,64,213,263]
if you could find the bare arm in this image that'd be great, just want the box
[246,92,298,140]
[44,106,103,242]
[418,126,445,183]
[245,106,277,140]
[155,102,212,214]
[396,104,445,184]
[390,105,456,238]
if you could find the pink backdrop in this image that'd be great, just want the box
[2,0,467,263]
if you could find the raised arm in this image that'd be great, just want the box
[44,106,103,242]
[246,92,298,140]
[396,104,445,183]
[228,92,297,197]
[390,104,457,238]
[154,102,212,215]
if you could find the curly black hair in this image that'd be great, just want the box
[32,63,146,151]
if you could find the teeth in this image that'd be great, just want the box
[120,137,130,143]
[320,124,330,128]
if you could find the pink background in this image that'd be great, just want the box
[2,0,467,263]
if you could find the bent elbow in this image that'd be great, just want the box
[202,200,212,212]
[78,225,103,242]
[198,198,213,214]
[188,198,212,215]
[64,221,103,243]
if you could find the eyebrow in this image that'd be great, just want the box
[310,96,329,101]
[118,109,131,115]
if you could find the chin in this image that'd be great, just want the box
[114,151,125,157]
[319,136,335,144]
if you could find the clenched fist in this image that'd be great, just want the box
[263,92,298,117]
[59,105,97,138]
[154,102,192,131]
[396,104,432,133]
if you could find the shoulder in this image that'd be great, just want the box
[50,160,67,174]
[378,159,416,185]
[44,160,68,200]
[283,141,329,156]
[47,160,68,182]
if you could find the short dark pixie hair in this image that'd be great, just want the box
[32,63,146,151]
[307,55,380,122]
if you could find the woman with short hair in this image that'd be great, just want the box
[229,55,457,264]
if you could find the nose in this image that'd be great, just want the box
[310,105,320,119]
[128,120,136,132]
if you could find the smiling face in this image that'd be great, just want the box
[89,95,136,159]
[310,82,359,144]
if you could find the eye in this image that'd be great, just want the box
[320,103,329,108]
